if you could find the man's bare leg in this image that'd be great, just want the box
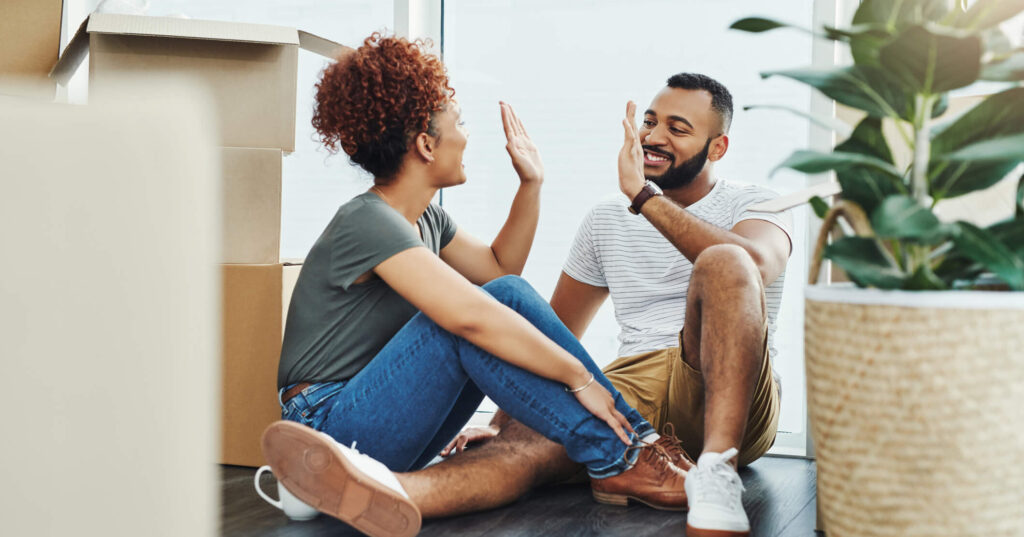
[395,419,580,518]
[681,244,767,465]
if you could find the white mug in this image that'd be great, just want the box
[254,465,320,521]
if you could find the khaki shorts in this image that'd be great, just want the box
[603,330,779,468]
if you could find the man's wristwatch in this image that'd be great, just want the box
[628,181,663,215]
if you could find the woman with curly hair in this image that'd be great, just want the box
[262,33,687,537]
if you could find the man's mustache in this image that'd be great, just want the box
[641,146,674,161]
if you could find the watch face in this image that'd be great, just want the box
[647,181,663,195]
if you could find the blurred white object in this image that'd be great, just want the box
[0,79,220,537]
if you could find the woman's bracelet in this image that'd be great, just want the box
[565,372,596,393]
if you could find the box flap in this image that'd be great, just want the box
[297,30,354,60]
[50,16,89,85]
[88,13,299,46]
[746,181,842,213]
[51,14,350,85]
[51,13,302,85]
[0,0,64,87]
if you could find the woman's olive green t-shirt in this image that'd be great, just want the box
[277,192,457,388]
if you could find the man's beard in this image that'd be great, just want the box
[646,137,712,190]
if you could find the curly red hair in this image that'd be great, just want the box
[312,32,454,181]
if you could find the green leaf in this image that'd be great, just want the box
[853,0,950,27]
[809,196,830,219]
[1017,174,1024,219]
[730,17,804,33]
[952,221,1024,290]
[852,0,896,26]
[930,87,1024,199]
[870,195,947,243]
[743,105,854,136]
[823,237,907,288]
[879,25,982,94]
[823,23,892,42]
[836,116,894,163]
[773,149,904,178]
[933,252,985,285]
[931,92,949,118]
[850,0,950,66]
[981,49,1024,81]
[904,263,949,290]
[990,217,1024,257]
[833,117,903,214]
[936,219,1024,286]
[944,132,1024,163]
[837,168,905,217]
[761,66,909,119]
[950,0,1024,31]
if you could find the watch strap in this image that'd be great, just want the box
[629,182,661,215]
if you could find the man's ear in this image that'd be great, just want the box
[708,134,729,162]
[414,132,436,163]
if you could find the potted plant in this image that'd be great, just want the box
[731,1,1024,536]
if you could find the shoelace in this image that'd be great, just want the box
[691,448,746,505]
[621,440,687,478]
[655,423,695,467]
[318,434,375,466]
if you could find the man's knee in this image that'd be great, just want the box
[691,244,761,292]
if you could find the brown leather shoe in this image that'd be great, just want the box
[590,442,689,511]
[262,421,421,537]
[654,423,696,472]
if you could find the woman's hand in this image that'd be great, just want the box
[618,100,645,199]
[574,380,635,446]
[501,102,544,185]
[440,425,501,457]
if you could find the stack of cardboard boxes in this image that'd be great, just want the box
[49,12,353,467]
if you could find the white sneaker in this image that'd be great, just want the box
[684,447,750,537]
[262,421,421,537]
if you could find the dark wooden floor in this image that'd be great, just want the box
[224,457,818,537]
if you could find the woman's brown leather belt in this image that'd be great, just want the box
[281,382,312,404]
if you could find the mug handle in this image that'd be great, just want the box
[254,466,283,510]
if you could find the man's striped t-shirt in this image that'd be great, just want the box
[563,179,793,365]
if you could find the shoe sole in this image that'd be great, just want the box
[685,524,749,537]
[592,490,688,512]
[262,421,422,537]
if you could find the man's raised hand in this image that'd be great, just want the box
[618,101,645,199]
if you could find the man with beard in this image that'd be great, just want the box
[264,73,792,537]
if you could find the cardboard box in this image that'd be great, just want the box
[221,262,302,467]
[222,147,282,264]
[51,13,353,152]
[0,0,64,99]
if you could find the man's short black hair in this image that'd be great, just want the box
[666,73,733,134]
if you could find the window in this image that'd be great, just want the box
[443,0,826,455]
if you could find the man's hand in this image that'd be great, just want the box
[618,101,645,200]
[501,102,544,185]
[440,424,501,457]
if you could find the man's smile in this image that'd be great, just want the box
[643,147,673,167]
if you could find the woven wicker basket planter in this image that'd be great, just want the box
[805,285,1024,537]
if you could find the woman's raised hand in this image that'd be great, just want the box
[573,379,635,446]
[500,102,544,185]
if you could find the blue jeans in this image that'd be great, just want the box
[280,275,653,477]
